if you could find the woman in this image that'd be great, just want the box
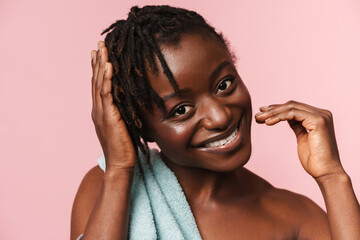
[71,5,360,239]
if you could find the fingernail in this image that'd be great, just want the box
[265,117,273,124]
[97,42,102,50]
[105,63,109,71]
[255,112,264,117]
[260,105,270,110]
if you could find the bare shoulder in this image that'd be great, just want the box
[240,169,330,239]
[261,184,331,239]
[71,166,104,240]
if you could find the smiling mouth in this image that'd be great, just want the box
[194,115,243,152]
[204,128,238,148]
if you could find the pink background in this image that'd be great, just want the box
[1,0,359,239]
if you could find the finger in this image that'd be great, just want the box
[101,62,116,114]
[260,108,321,132]
[287,119,308,138]
[93,42,103,85]
[96,41,108,83]
[91,50,97,72]
[100,41,108,61]
[255,107,309,138]
[258,109,309,139]
[255,100,324,125]
[95,42,109,96]
[91,48,103,123]
[259,101,318,114]
[91,50,97,105]
[94,42,107,109]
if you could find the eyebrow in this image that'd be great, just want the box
[208,61,231,83]
[162,88,192,102]
[161,61,232,102]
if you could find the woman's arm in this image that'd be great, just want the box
[255,101,360,239]
[317,171,360,239]
[71,41,137,240]
[71,166,134,240]
[71,166,103,240]
[75,166,134,240]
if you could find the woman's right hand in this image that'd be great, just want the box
[91,41,136,170]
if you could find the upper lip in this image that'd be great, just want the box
[194,120,240,148]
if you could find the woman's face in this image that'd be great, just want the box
[142,34,252,172]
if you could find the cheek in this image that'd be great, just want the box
[171,124,188,135]
[152,122,192,149]
[231,84,252,110]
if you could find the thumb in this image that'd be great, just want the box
[287,119,307,140]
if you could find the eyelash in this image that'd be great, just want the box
[169,76,236,118]
[215,76,235,94]
[173,105,192,116]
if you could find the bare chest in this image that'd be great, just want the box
[192,203,299,240]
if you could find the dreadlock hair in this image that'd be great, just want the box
[102,5,228,154]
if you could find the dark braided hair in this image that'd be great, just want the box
[102,5,228,154]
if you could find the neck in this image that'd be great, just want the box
[161,153,251,205]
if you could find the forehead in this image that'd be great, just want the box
[147,34,233,96]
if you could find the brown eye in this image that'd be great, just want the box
[216,79,232,93]
[174,106,191,116]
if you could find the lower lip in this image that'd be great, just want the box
[195,120,243,153]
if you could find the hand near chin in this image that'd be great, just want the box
[254,100,345,180]
[91,41,136,170]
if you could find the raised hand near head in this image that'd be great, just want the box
[255,100,344,179]
[91,41,136,170]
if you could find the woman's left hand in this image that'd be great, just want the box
[255,100,344,179]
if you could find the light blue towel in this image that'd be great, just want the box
[79,148,202,240]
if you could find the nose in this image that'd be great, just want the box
[200,99,231,130]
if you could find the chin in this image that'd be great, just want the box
[199,141,252,173]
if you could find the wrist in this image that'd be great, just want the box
[103,166,135,182]
[104,152,136,168]
[316,169,351,188]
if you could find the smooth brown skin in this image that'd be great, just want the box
[71,43,136,240]
[71,35,360,239]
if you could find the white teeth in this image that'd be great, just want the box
[205,128,237,148]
